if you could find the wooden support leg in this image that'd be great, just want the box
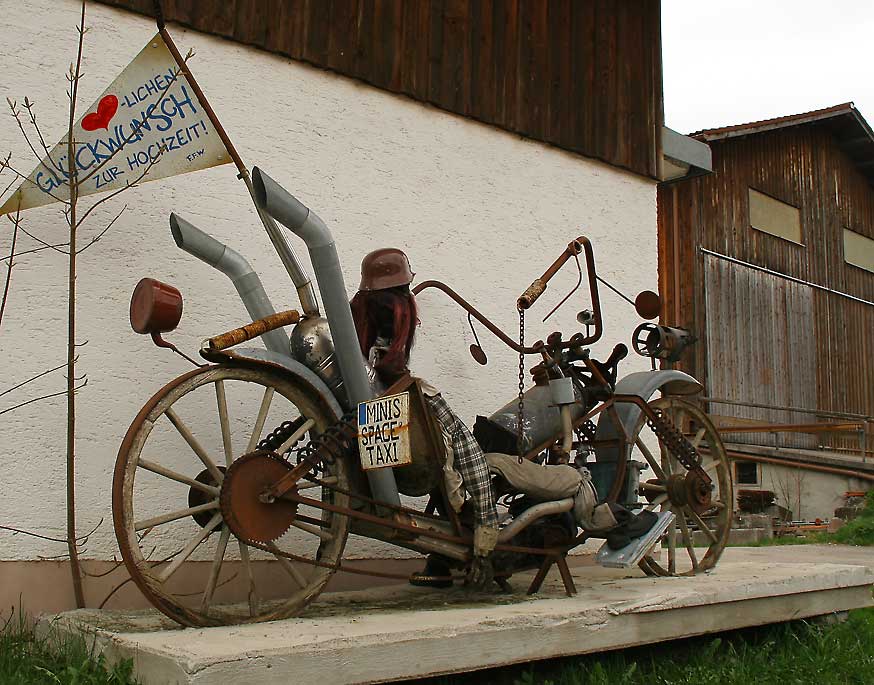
[527,556,555,595]
[555,555,577,596]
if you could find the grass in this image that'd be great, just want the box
[751,490,874,548]
[425,607,874,685]
[0,608,136,685]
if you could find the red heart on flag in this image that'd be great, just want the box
[81,95,119,131]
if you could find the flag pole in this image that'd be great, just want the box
[151,1,319,316]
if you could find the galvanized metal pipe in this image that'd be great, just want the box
[169,213,289,355]
[498,498,575,542]
[251,168,401,507]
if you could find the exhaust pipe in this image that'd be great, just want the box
[169,213,290,356]
[251,168,401,507]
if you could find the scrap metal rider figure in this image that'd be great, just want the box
[350,248,499,589]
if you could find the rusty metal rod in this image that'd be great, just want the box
[722,450,874,482]
[716,422,864,435]
[412,280,544,354]
[157,23,319,315]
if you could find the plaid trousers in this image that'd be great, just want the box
[424,393,499,528]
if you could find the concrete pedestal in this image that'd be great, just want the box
[47,546,874,685]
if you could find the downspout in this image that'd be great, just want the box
[169,213,290,356]
[250,168,401,507]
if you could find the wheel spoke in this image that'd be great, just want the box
[645,493,669,511]
[135,501,218,531]
[676,513,700,571]
[200,525,231,612]
[238,542,259,616]
[277,418,315,454]
[688,508,719,545]
[246,387,275,453]
[297,476,338,490]
[137,459,219,495]
[266,542,307,587]
[291,520,334,542]
[636,438,668,481]
[165,408,224,484]
[704,459,724,477]
[691,427,706,449]
[215,381,234,466]
[667,515,677,575]
[158,513,223,583]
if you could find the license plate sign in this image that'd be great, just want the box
[357,392,411,470]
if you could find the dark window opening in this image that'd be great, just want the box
[734,461,759,486]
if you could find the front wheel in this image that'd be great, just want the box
[633,397,733,576]
[112,364,350,626]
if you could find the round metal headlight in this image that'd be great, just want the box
[130,278,183,335]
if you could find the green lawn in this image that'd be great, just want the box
[0,610,135,685]
[427,607,874,685]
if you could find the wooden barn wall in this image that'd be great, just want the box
[95,0,663,179]
[659,126,874,451]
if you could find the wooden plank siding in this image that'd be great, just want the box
[659,125,874,453]
[94,0,664,179]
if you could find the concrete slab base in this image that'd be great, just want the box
[47,546,874,685]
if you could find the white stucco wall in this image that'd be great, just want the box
[0,0,657,561]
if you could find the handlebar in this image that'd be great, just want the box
[413,235,604,356]
[517,236,603,347]
[205,309,301,352]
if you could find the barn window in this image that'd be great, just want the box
[734,461,760,486]
[748,188,802,244]
[843,229,874,273]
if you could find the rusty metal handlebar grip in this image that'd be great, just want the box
[206,310,301,352]
[517,278,547,310]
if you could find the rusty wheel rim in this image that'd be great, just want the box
[112,364,349,627]
[636,397,733,577]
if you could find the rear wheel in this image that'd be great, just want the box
[634,397,732,576]
[113,364,350,626]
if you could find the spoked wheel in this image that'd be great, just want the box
[113,364,350,626]
[632,397,733,576]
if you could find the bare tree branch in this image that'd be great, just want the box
[0,242,70,263]
[76,204,125,255]
[0,205,21,332]
[16,224,69,255]
[0,358,73,398]
[6,97,63,186]
[0,378,87,417]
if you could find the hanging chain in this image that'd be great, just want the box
[516,308,526,463]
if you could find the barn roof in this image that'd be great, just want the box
[691,103,874,187]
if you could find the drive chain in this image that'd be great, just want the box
[645,408,702,471]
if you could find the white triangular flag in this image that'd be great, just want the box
[1,33,231,215]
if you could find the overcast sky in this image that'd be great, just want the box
[661,1,874,134]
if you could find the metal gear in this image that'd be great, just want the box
[220,451,298,543]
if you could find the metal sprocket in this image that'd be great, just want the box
[220,451,297,543]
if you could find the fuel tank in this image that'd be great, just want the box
[474,383,592,456]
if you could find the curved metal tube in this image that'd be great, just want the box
[498,498,575,542]
[413,280,545,354]
[516,237,603,347]
[251,168,401,507]
[169,213,290,355]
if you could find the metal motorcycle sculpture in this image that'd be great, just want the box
[113,169,732,627]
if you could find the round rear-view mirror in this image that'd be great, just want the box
[634,290,661,320]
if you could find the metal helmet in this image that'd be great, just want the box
[358,248,415,291]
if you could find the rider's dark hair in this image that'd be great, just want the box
[350,285,418,384]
